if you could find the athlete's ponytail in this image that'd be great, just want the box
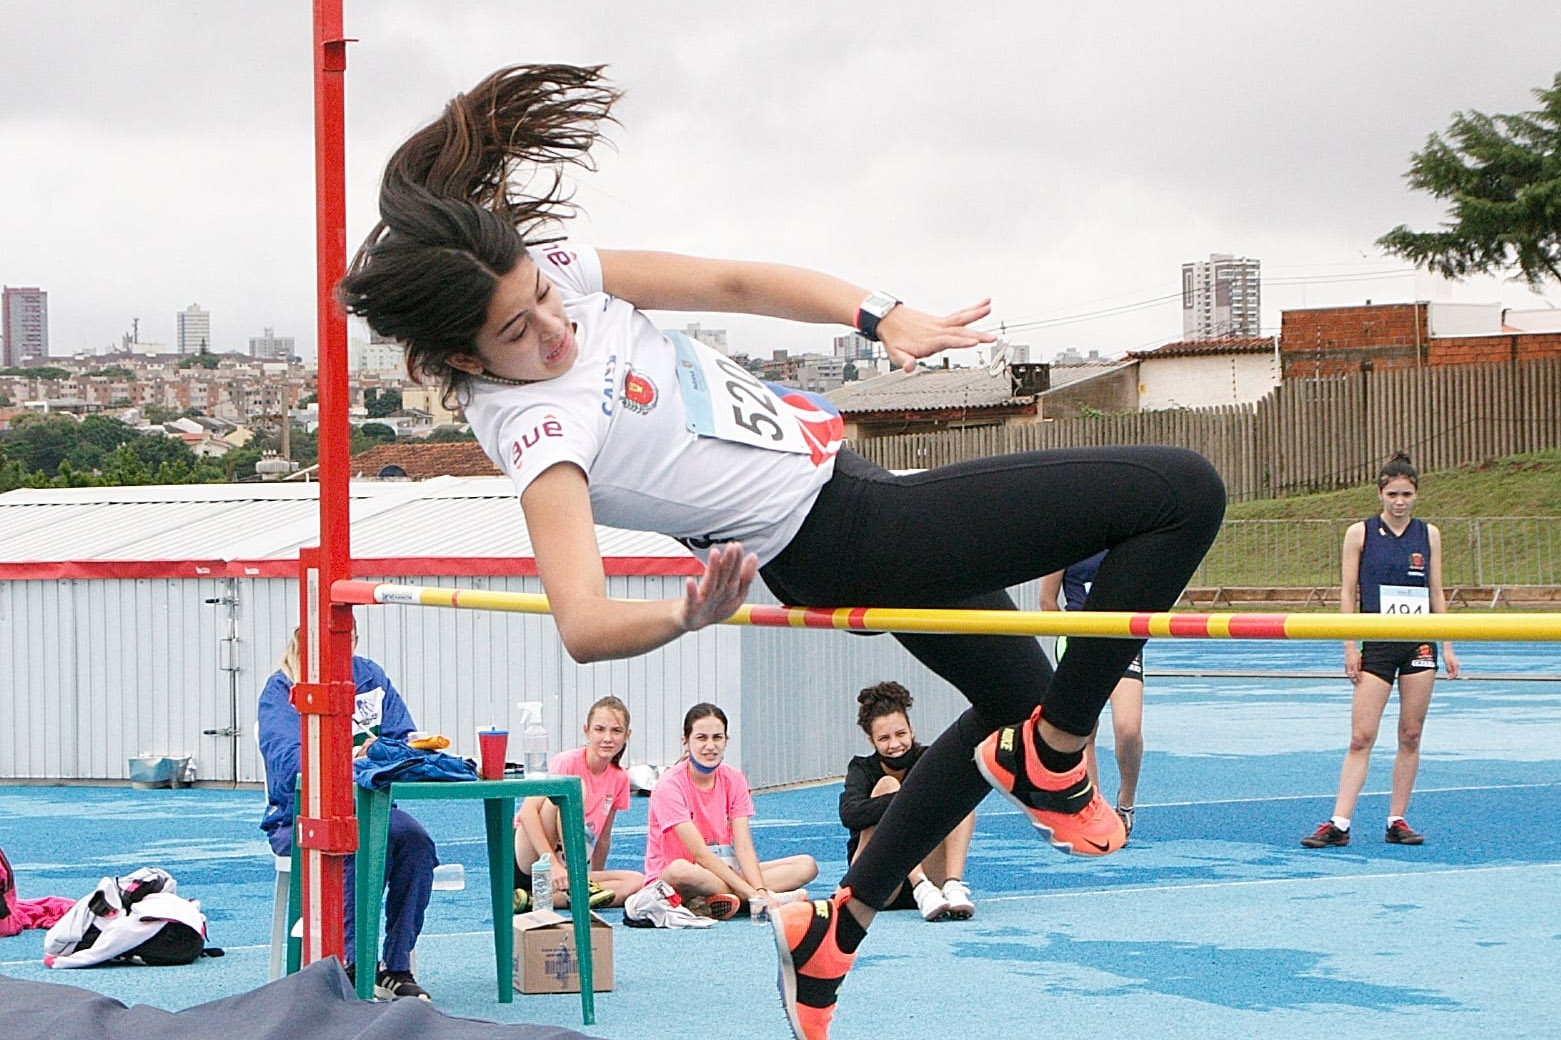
[338,65,621,406]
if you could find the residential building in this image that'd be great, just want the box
[3,286,48,365]
[1128,336,1279,409]
[1181,254,1261,340]
[832,332,875,360]
[176,303,211,355]
[249,326,295,360]
[679,322,728,353]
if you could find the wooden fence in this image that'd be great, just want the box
[853,358,1561,502]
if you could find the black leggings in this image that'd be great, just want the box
[761,445,1225,909]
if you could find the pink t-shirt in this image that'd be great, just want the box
[642,759,755,881]
[548,746,631,853]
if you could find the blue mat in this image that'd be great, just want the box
[2,640,1557,1040]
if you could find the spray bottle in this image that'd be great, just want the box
[517,701,549,778]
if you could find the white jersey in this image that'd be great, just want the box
[462,242,842,565]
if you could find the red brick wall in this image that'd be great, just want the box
[1429,333,1561,366]
[1280,304,1561,376]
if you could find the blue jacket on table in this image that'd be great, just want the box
[258,655,416,842]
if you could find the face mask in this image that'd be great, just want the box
[689,755,720,775]
[879,747,916,772]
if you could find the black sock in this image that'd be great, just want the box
[1033,727,1084,774]
[513,864,532,892]
[834,901,868,954]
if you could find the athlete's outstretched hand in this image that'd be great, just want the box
[877,299,997,374]
[681,542,758,632]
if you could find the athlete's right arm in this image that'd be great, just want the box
[520,462,756,663]
[1340,521,1365,682]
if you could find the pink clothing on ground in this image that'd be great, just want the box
[12,896,75,930]
[642,759,755,881]
[546,745,631,852]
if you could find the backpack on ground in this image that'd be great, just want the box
[43,867,221,968]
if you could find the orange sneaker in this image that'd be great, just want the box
[696,892,742,920]
[975,711,1126,856]
[773,888,858,1040]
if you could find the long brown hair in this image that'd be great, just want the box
[338,65,621,407]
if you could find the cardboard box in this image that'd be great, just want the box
[513,909,614,993]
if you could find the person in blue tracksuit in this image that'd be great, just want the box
[1302,451,1460,849]
[258,626,438,1000]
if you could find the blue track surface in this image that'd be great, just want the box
[2,640,1557,1039]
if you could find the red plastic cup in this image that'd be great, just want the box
[477,727,508,780]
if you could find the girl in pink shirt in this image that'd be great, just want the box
[514,696,644,908]
[643,703,817,919]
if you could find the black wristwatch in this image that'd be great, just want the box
[855,291,901,342]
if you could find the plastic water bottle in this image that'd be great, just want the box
[431,863,465,891]
[518,701,549,778]
[531,852,553,912]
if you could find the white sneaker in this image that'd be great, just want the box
[769,887,810,907]
[942,878,975,920]
[913,878,950,922]
[622,879,715,929]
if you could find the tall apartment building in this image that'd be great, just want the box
[832,332,875,360]
[1181,254,1261,340]
[249,326,295,360]
[3,285,48,365]
[176,303,211,355]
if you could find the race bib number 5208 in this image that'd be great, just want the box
[669,331,809,454]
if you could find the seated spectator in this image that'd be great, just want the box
[514,695,644,909]
[629,703,816,923]
[258,625,436,1001]
[840,681,976,921]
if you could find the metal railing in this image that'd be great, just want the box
[1193,518,1561,590]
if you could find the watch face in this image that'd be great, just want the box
[862,292,898,318]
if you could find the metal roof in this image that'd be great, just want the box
[827,365,1030,413]
[0,477,695,578]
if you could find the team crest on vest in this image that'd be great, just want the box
[621,369,658,414]
[1408,551,1425,572]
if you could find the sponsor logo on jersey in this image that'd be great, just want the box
[541,244,577,269]
[509,414,565,470]
[601,354,617,416]
[621,369,658,414]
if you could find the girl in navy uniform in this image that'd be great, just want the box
[1302,452,1459,848]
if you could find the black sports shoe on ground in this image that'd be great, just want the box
[1385,819,1425,845]
[375,966,431,1001]
[1300,822,1350,848]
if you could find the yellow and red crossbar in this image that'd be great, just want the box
[332,580,1561,641]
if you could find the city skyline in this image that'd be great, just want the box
[3,3,1560,366]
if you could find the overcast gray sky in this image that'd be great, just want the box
[3,0,1559,365]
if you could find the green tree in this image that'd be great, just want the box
[5,413,81,476]
[100,444,153,485]
[3,365,70,380]
[359,422,397,445]
[425,425,476,443]
[365,387,403,419]
[0,457,32,493]
[1378,72,1561,288]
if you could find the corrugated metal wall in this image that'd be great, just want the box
[736,580,1044,790]
[1,573,1043,790]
